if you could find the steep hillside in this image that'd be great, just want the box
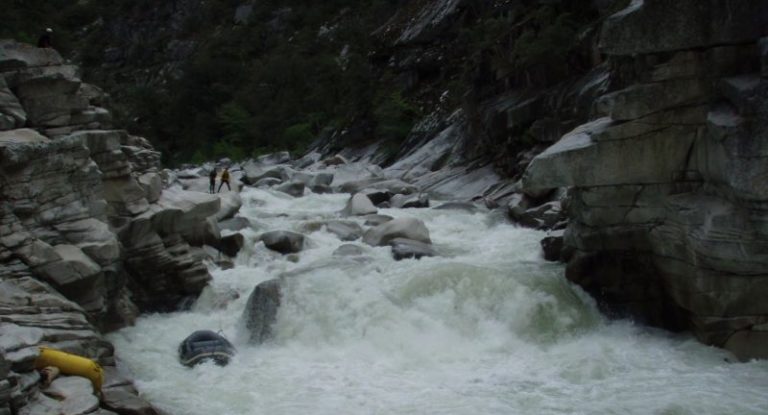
[4,0,619,169]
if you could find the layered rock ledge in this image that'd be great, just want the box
[0,40,234,414]
[523,0,768,360]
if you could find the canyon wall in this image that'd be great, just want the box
[0,40,228,414]
[523,0,768,361]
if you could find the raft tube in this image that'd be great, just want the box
[178,330,236,367]
[34,347,104,392]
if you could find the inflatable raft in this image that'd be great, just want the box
[34,347,104,392]
[178,330,236,367]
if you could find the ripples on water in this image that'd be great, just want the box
[109,188,768,415]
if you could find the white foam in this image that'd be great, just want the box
[109,187,768,415]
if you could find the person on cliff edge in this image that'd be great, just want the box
[218,167,231,192]
[37,28,53,48]
[209,168,217,194]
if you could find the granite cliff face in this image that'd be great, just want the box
[523,0,768,361]
[0,40,234,414]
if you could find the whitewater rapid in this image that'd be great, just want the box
[109,187,768,415]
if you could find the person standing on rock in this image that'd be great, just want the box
[218,167,231,192]
[37,28,53,48]
[209,168,217,194]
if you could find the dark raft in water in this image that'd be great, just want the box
[178,330,236,367]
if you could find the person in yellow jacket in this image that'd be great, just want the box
[217,167,231,192]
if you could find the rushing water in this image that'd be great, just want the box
[109,187,768,415]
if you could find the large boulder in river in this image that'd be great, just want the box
[341,193,377,216]
[391,193,430,209]
[363,217,431,246]
[258,231,305,254]
[218,233,245,257]
[144,187,222,247]
[242,279,281,344]
[215,192,242,221]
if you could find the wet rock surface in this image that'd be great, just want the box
[0,41,240,415]
[522,0,768,359]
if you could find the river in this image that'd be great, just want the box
[109,186,768,415]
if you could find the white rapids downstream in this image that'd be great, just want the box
[109,187,768,415]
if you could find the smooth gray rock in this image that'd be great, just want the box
[258,231,305,254]
[215,192,242,221]
[0,40,64,71]
[325,221,363,241]
[55,218,120,267]
[341,193,377,216]
[275,181,305,197]
[391,193,429,209]
[310,173,334,188]
[363,217,431,247]
[242,279,281,344]
[0,324,44,353]
[219,217,251,232]
[101,386,158,415]
[219,233,244,258]
[523,119,697,192]
[254,177,282,187]
[363,179,418,196]
[363,214,394,227]
[257,151,291,165]
[22,377,99,415]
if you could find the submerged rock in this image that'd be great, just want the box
[325,221,364,241]
[332,244,366,257]
[390,238,437,260]
[540,231,565,262]
[258,231,305,254]
[363,217,431,247]
[391,193,430,209]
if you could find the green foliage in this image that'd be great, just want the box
[374,91,418,143]
[217,102,252,143]
[282,123,314,154]
[190,149,207,165]
[510,8,579,71]
[212,139,247,161]
[4,0,603,166]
